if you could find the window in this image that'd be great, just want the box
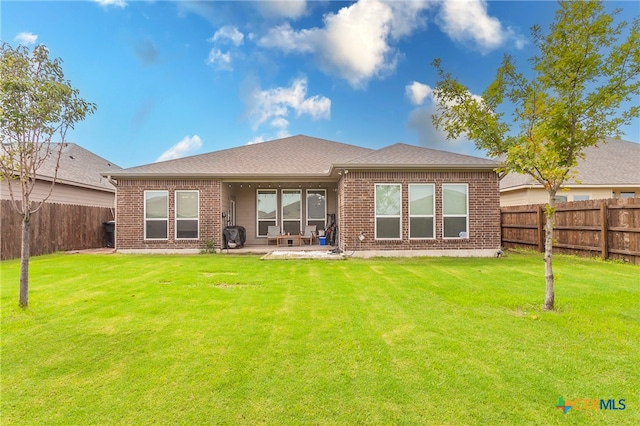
[307,189,326,231]
[620,192,635,199]
[573,195,590,201]
[257,189,277,237]
[554,195,568,203]
[175,190,199,239]
[282,189,302,235]
[375,184,401,239]
[144,190,168,239]
[442,184,468,238]
[409,184,435,239]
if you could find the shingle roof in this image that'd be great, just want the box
[340,143,497,168]
[500,137,640,190]
[108,135,498,179]
[109,135,374,177]
[37,143,120,192]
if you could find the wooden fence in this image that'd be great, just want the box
[1,200,114,260]
[501,197,640,264]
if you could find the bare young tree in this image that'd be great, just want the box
[0,43,96,307]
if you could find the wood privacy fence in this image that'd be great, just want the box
[501,197,640,264]
[1,200,114,260]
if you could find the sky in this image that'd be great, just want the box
[3,0,639,168]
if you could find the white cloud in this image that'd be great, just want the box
[210,26,244,46]
[259,23,317,54]
[247,77,331,134]
[406,81,433,106]
[14,32,38,45]
[259,0,432,89]
[206,48,233,71]
[256,0,308,20]
[247,135,267,145]
[206,26,245,71]
[156,135,203,162]
[406,83,487,155]
[94,0,127,8]
[437,0,524,53]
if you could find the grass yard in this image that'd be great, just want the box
[1,251,638,425]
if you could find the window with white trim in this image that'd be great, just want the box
[282,189,302,235]
[175,190,199,239]
[375,184,401,239]
[442,184,468,238]
[257,189,277,237]
[306,189,326,231]
[409,184,435,239]
[144,190,168,240]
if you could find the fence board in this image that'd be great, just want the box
[501,197,640,264]
[1,200,114,260]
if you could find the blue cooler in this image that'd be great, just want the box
[319,236,327,246]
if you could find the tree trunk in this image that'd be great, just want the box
[19,210,30,308]
[543,194,556,311]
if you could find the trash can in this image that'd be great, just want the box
[319,236,327,246]
[102,221,115,248]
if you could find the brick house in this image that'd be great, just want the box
[104,135,501,257]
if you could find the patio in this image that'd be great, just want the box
[220,242,337,255]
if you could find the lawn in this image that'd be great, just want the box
[1,251,638,425]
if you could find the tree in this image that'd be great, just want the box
[430,1,639,310]
[0,43,96,308]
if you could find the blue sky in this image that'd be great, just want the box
[3,0,639,168]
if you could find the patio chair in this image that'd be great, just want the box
[267,226,280,245]
[301,225,317,245]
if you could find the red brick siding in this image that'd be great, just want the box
[338,171,500,251]
[115,179,222,250]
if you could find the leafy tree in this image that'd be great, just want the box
[0,43,96,307]
[430,1,639,310]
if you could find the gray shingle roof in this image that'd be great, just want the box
[37,143,121,192]
[108,135,497,178]
[340,143,497,168]
[500,137,640,190]
[109,135,373,177]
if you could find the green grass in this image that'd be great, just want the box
[1,251,638,425]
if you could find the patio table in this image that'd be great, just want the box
[276,234,302,247]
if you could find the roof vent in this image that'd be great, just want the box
[69,155,75,160]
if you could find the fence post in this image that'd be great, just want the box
[600,200,608,260]
[537,205,544,252]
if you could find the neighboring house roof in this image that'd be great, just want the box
[106,135,497,179]
[36,143,121,192]
[500,137,640,191]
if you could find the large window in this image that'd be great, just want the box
[409,184,435,239]
[175,190,199,239]
[442,184,468,238]
[375,184,401,239]
[257,189,277,237]
[282,189,302,235]
[306,189,326,231]
[144,190,168,240]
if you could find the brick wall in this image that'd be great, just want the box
[338,170,501,251]
[115,179,222,250]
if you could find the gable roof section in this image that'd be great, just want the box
[500,138,640,191]
[24,143,120,192]
[107,135,498,179]
[338,143,497,169]
[108,135,374,178]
